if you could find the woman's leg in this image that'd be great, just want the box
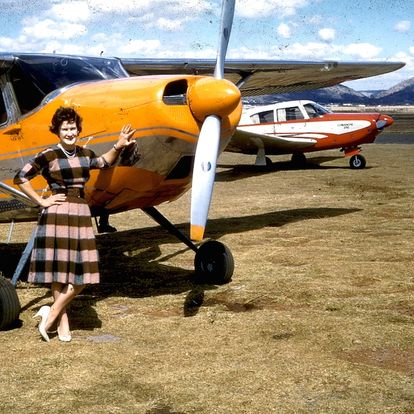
[51,282,70,334]
[46,283,85,332]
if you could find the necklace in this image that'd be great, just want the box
[58,143,77,158]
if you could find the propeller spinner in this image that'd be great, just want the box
[189,0,239,241]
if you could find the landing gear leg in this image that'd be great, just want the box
[142,207,234,284]
[254,149,272,168]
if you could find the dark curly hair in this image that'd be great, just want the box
[49,107,83,135]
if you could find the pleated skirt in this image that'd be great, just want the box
[28,197,100,285]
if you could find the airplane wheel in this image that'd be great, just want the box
[291,153,307,167]
[350,154,366,169]
[265,157,273,167]
[194,240,234,285]
[0,276,21,330]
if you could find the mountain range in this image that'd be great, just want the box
[244,77,414,106]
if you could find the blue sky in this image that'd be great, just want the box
[0,0,413,91]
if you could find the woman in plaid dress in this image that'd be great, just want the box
[14,107,135,342]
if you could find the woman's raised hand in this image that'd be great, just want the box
[116,124,136,150]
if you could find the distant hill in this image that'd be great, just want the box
[244,77,414,106]
[374,77,414,104]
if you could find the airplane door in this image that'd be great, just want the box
[275,105,305,134]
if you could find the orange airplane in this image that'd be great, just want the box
[228,99,394,168]
[0,0,405,329]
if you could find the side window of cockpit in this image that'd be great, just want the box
[285,106,304,121]
[304,103,326,118]
[258,110,274,123]
[250,113,260,124]
[0,89,7,125]
[9,64,44,114]
[304,104,318,118]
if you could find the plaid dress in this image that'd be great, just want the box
[14,145,109,285]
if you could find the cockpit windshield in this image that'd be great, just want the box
[9,54,128,114]
[303,102,331,118]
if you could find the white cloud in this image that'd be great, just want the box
[394,20,411,33]
[230,41,336,60]
[81,0,213,32]
[156,17,184,31]
[343,43,382,59]
[85,0,212,18]
[277,23,291,38]
[284,41,333,59]
[306,15,323,25]
[22,18,87,40]
[410,46,414,55]
[228,46,276,60]
[227,39,388,63]
[118,39,161,55]
[86,0,149,13]
[318,28,335,42]
[39,40,85,55]
[0,36,14,49]
[51,1,91,22]
[237,0,309,18]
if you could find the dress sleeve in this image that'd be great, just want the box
[13,149,51,185]
[87,148,110,170]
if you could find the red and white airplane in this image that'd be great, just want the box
[227,99,394,168]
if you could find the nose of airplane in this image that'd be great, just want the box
[376,114,394,130]
[187,77,241,122]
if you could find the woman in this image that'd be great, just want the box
[14,106,135,342]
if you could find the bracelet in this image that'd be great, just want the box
[113,144,121,152]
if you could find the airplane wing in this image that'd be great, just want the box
[121,58,405,96]
[226,129,317,155]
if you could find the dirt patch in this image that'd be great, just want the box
[342,348,414,375]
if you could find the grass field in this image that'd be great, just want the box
[0,144,413,413]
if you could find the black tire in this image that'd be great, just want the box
[265,157,273,167]
[350,154,366,169]
[0,276,21,330]
[194,240,234,285]
[291,152,307,167]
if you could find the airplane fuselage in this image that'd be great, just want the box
[229,100,393,166]
[0,70,241,222]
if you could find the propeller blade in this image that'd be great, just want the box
[214,0,236,80]
[190,115,221,241]
[189,0,237,241]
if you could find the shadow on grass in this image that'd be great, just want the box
[216,155,356,182]
[1,206,360,316]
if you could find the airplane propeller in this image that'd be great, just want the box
[189,0,238,241]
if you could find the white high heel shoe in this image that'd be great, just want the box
[33,306,51,342]
[57,327,72,342]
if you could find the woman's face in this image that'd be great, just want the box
[58,120,79,148]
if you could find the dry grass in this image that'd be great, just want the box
[0,144,413,414]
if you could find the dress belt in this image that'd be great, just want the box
[52,188,85,198]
